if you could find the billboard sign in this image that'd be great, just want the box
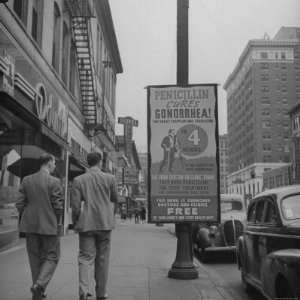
[124,167,139,185]
[147,84,220,223]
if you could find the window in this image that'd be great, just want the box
[261,74,269,81]
[247,203,256,222]
[281,52,286,59]
[13,0,28,25]
[96,24,103,79]
[260,62,269,69]
[261,86,269,92]
[262,110,270,116]
[69,42,77,96]
[262,120,271,128]
[31,0,43,46]
[263,132,271,139]
[31,5,38,40]
[260,52,268,59]
[261,97,270,105]
[255,200,265,223]
[52,2,61,73]
[62,22,70,85]
[281,195,300,220]
[265,201,278,224]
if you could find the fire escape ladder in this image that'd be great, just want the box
[71,16,97,127]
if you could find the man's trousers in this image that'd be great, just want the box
[78,230,111,298]
[26,233,60,289]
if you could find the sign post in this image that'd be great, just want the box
[147,0,220,280]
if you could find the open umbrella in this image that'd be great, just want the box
[6,145,44,178]
[7,157,40,178]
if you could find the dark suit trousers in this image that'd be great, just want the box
[26,233,60,289]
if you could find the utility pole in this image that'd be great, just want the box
[168,0,198,280]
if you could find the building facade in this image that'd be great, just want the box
[115,136,141,216]
[290,102,300,184]
[138,152,147,196]
[224,27,300,197]
[0,0,122,250]
[227,162,289,205]
[219,134,228,194]
[262,164,292,191]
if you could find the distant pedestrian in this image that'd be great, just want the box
[71,152,118,300]
[140,207,146,223]
[16,154,63,300]
[134,208,140,224]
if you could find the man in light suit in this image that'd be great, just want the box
[71,152,118,300]
[16,154,64,300]
[159,128,177,172]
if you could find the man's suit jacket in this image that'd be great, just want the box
[16,169,64,235]
[71,167,118,232]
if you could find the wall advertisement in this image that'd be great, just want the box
[147,84,220,223]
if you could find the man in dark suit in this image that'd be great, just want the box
[71,152,118,300]
[16,153,63,300]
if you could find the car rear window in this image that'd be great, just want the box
[221,200,243,212]
[281,194,300,220]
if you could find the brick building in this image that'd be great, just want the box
[224,27,300,197]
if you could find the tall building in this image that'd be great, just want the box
[138,152,148,196]
[219,134,228,194]
[0,0,122,250]
[224,27,300,197]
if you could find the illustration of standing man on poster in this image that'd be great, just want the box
[147,84,220,223]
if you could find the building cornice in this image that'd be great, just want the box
[224,39,298,90]
[94,0,123,74]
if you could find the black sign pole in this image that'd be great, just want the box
[168,0,199,280]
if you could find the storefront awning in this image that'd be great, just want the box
[1,91,69,151]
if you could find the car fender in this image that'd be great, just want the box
[261,249,300,299]
[236,235,246,270]
[196,227,211,249]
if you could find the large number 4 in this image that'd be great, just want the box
[188,129,200,145]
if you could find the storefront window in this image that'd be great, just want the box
[0,144,23,249]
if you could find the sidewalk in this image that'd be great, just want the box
[0,220,234,300]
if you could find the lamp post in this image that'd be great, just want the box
[168,0,198,280]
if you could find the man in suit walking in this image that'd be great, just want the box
[71,152,118,300]
[16,153,64,300]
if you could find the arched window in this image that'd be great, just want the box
[69,41,76,96]
[31,0,43,46]
[13,0,28,25]
[52,2,61,73]
[62,22,70,85]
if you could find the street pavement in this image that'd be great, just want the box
[0,218,237,300]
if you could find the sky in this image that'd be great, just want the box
[109,0,300,153]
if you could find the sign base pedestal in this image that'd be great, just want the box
[168,223,198,280]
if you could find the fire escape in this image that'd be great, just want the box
[67,0,115,145]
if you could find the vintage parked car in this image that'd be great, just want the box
[193,193,246,261]
[237,185,300,300]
